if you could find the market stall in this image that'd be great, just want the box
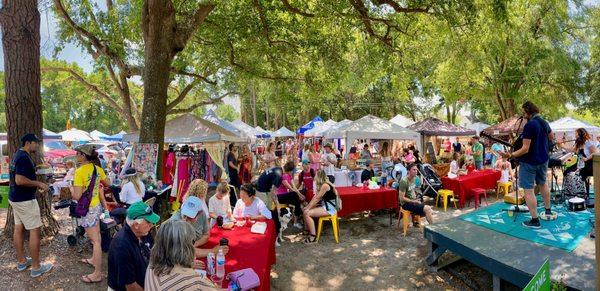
[104,131,127,142]
[297,116,324,135]
[203,109,244,138]
[271,126,295,138]
[90,130,109,141]
[408,117,476,163]
[58,128,93,142]
[303,119,337,137]
[550,117,600,139]
[231,120,271,139]
[480,115,525,138]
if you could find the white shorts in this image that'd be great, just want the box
[9,199,42,230]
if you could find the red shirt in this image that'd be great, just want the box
[300,169,315,201]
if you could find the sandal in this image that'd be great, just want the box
[80,258,93,267]
[81,274,103,283]
[303,234,317,244]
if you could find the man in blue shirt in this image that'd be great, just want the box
[501,102,554,229]
[108,201,158,291]
[9,134,53,278]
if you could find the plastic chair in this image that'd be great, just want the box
[496,181,512,198]
[469,188,489,209]
[435,189,457,211]
[316,214,339,243]
[397,208,422,236]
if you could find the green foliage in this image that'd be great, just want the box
[215,104,238,122]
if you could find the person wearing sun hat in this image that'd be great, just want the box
[107,201,158,291]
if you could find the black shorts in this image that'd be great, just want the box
[401,202,425,216]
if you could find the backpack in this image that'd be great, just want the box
[74,165,98,217]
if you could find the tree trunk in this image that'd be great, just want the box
[0,0,58,239]
[264,98,269,130]
[251,86,257,127]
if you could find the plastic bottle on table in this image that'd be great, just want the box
[216,249,225,279]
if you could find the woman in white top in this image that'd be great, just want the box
[119,168,145,205]
[52,160,76,196]
[233,184,272,220]
[209,182,233,225]
[447,153,460,179]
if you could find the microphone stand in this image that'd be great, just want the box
[502,159,528,222]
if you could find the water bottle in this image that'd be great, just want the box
[206,252,215,276]
[216,249,225,279]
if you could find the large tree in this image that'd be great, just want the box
[0,0,59,238]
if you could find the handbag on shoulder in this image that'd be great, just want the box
[74,165,98,217]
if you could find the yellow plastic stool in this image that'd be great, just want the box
[316,214,339,243]
[435,189,457,211]
[397,208,422,236]
[496,181,512,198]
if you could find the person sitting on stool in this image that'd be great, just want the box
[361,160,375,183]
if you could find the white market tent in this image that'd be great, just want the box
[304,119,337,137]
[231,120,270,139]
[255,126,272,136]
[203,109,243,137]
[123,113,245,143]
[465,122,490,135]
[550,117,600,137]
[390,114,415,127]
[272,127,295,138]
[325,115,421,157]
[59,128,93,142]
[90,130,109,140]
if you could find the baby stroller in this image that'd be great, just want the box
[53,199,117,251]
[418,164,443,199]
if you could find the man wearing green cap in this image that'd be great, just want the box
[107,201,159,291]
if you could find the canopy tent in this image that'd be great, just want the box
[231,120,271,138]
[59,128,93,142]
[481,115,525,137]
[325,115,421,157]
[255,126,272,136]
[0,128,62,141]
[123,114,244,143]
[203,109,243,137]
[550,117,600,137]
[297,116,324,134]
[408,117,476,136]
[272,127,295,138]
[104,131,127,141]
[90,130,109,140]
[304,119,337,137]
[390,114,415,127]
[465,122,490,135]
[321,119,352,137]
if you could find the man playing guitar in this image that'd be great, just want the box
[501,101,554,229]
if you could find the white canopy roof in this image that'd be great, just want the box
[255,126,272,135]
[203,109,243,137]
[90,130,109,140]
[390,114,415,127]
[231,120,270,139]
[304,119,337,137]
[123,114,245,143]
[59,128,93,142]
[550,117,600,135]
[272,127,295,137]
[325,115,420,141]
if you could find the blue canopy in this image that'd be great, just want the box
[42,129,62,140]
[297,116,323,134]
[104,131,126,141]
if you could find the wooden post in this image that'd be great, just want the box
[594,154,600,291]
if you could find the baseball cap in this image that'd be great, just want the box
[21,133,41,144]
[180,196,202,219]
[74,144,96,156]
[126,201,160,224]
[301,159,310,165]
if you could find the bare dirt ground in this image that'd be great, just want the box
[0,196,518,291]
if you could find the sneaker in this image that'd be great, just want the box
[30,262,53,278]
[16,257,32,271]
[293,223,303,229]
[522,219,541,229]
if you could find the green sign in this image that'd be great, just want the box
[523,259,551,291]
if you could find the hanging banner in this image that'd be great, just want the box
[132,143,159,181]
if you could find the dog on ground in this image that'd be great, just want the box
[278,206,293,241]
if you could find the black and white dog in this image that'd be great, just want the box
[278,206,293,242]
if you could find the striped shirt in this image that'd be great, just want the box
[145,265,217,291]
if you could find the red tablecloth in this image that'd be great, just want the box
[441,169,501,207]
[202,220,276,290]
[336,186,398,217]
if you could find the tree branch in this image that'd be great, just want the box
[41,67,124,113]
[348,0,400,52]
[371,0,430,14]
[171,68,217,85]
[167,91,238,115]
[280,0,314,17]
[166,79,202,112]
[227,41,304,81]
[174,3,215,52]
